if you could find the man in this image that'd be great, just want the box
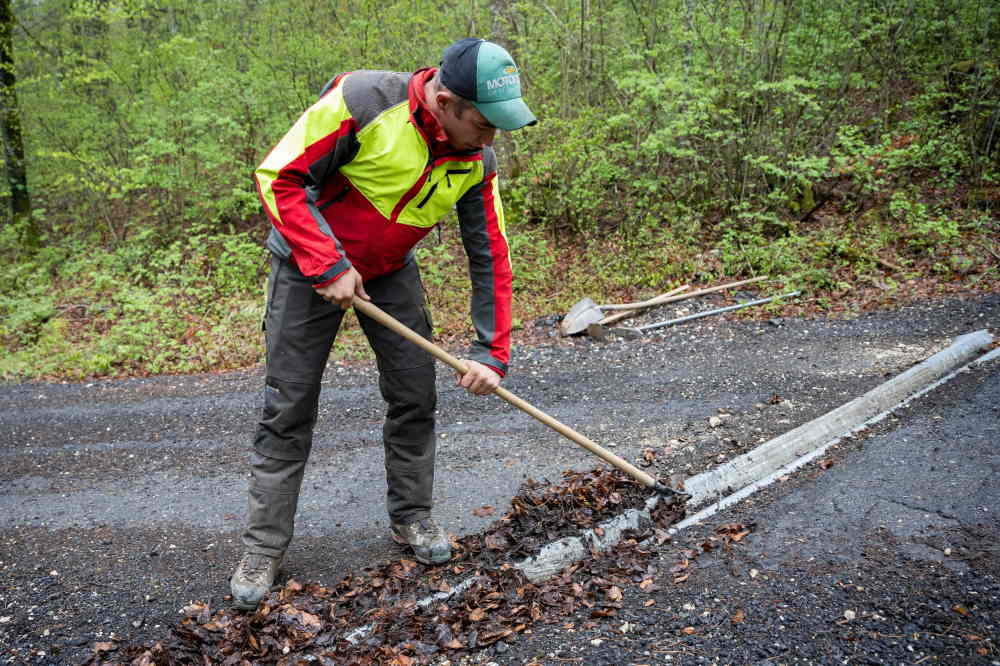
[231,38,536,610]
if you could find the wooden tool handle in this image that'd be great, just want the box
[598,275,769,326]
[353,298,660,488]
[598,284,690,325]
[598,284,690,311]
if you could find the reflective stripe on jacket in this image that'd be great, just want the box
[254,69,512,374]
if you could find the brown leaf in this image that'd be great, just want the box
[673,574,690,583]
[472,505,496,517]
[469,608,486,622]
[644,599,656,607]
[395,656,414,666]
[682,626,696,635]
[639,578,653,590]
[298,611,322,629]
[732,609,745,623]
[953,604,971,616]
[668,560,689,573]
[93,642,115,653]
[819,458,835,470]
[607,586,623,601]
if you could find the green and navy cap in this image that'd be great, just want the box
[440,38,537,131]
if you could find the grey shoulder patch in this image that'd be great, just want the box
[480,146,498,177]
[341,70,411,129]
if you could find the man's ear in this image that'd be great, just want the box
[436,89,458,116]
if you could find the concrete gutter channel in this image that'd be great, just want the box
[346,329,996,644]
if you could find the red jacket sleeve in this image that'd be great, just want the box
[254,76,360,285]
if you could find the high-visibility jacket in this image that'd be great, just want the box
[254,68,513,375]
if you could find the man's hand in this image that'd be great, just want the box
[315,267,369,309]
[456,360,501,395]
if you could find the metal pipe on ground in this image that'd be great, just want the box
[595,291,801,340]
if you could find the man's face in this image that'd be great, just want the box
[438,96,497,152]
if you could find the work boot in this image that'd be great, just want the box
[230,552,282,610]
[391,517,451,565]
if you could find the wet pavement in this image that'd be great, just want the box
[0,294,997,664]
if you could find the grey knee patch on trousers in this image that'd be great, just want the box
[254,378,321,461]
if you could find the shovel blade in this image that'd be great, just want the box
[560,297,604,336]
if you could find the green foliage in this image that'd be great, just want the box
[0,228,266,379]
[3,0,998,379]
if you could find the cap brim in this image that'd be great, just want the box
[474,97,537,131]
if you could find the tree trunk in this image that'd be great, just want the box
[0,0,36,246]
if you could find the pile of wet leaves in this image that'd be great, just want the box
[86,466,686,665]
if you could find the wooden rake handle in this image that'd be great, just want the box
[352,298,662,490]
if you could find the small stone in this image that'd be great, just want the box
[844,610,856,621]
[494,641,508,653]
[590,638,604,646]
[708,416,722,428]
[132,620,142,628]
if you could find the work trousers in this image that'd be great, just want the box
[242,255,437,558]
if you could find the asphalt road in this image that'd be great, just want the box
[0,294,997,664]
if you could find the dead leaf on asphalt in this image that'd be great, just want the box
[732,609,745,623]
[472,505,496,517]
[669,559,689,573]
[607,586,623,601]
[674,574,690,583]
[953,604,971,616]
[682,626,697,635]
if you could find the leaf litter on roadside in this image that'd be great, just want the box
[85,465,688,665]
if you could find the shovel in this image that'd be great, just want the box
[559,285,690,336]
[353,299,689,502]
[584,276,770,339]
